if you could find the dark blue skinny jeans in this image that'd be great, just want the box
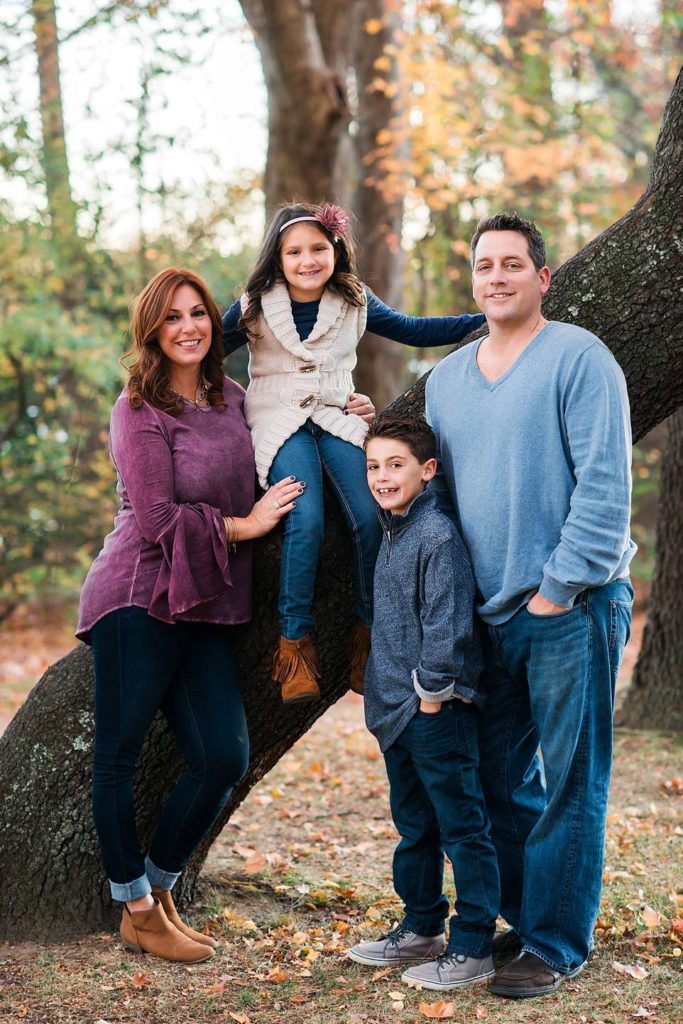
[383,701,500,957]
[478,578,633,973]
[269,421,382,639]
[91,606,249,901]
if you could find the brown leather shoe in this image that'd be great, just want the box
[152,887,218,949]
[120,898,213,963]
[272,633,321,703]
[488,951,585,998]
[348,621,371,695]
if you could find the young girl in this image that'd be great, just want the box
[222,202,485,704]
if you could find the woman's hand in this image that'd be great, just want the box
[229,476,304,541]
[344,392,375,423]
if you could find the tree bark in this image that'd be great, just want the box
[1,72,681,945]
[352,1,407,410]
[238,0,359,216]
[618,411,683,730]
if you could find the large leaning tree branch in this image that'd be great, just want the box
[0,71,681,942]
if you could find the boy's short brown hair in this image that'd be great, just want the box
[364,413,436,464]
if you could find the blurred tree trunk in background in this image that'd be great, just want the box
[1,68,681,943]
[31,0,84,304]
[239,0,409,408]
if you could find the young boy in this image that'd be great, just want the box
[347,414,500,990]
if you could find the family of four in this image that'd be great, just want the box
[77,204,634,1000]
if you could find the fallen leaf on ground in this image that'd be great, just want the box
[388,990,404,999]
[612,961,649,980]
[371,967,392,981]
[642,906,663,928]
[243,851,267,874]
[266,967,288,983]
[290,995,307,1004]
[131,971,151,988]
[474,1006,489,1018]
[228,1014,254,1024]
[419,1000,455,1019]
[366,906,382,920]
[202,980,227,995]
[632,1009,653,1018]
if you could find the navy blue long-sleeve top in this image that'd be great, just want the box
[222,288,485,353]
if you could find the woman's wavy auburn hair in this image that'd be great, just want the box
[123,267,226,416]
[239,201,365,340]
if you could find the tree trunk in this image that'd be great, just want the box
[1,72,681,945]
[31,0,84,304]
[351,1,406,410]
[618,411,683,730]
[238,0,359,216]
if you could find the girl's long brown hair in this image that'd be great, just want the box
[239,202,366,340]
[123,268,226,416]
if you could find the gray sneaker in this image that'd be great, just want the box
[402,951,495,990]
[347,924,446,966]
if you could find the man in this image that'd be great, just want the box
[426,211,635,998]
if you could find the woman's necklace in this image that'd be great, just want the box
[170,378,210,406]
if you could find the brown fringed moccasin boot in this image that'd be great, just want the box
[120,897,213,963]
[348,620,371,695]
[152,887,218,949]
[272,633,321,703]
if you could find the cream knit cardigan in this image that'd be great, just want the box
[242,282,369,488]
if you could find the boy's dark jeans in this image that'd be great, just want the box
[91,606,249,899]
[383,700,499,957]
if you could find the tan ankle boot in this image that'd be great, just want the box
[152,887,218,949]
[120,898,213,963]
[272,633,321,703]
[348,621,371,695]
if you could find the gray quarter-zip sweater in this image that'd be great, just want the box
[364,489,484,753]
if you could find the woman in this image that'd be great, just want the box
[77,268,302,963]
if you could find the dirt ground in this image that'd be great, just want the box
[1,601,681,1024]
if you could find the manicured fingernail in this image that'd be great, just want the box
[292,502,296,508]
[297,487,303,493]
[289,475,296,480]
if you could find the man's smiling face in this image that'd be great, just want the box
[472,229,550,328]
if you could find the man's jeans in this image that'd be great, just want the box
[269,421,381,639]
[478,578,633,972]
[91,607,249,901]
[384,701,500,956]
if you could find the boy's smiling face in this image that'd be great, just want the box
[366,437,436,516]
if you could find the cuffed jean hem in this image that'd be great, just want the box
[109,872,151,902]
[402,914,448,938]
[145,855,181,891]
[522,943,587,975]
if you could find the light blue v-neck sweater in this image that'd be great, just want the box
[425,320,636,625]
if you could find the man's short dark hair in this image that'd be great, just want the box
[365,413,436,463]
[470,211,546,271]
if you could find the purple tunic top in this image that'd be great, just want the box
[77,376,255,642]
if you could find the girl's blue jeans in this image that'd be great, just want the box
[269,422,382,639]
[91,606,249,902]
[478,578,633,973]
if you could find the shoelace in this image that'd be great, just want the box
[384,924,411,946]
[436,951,468,971]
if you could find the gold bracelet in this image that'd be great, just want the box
[223,516,238,552]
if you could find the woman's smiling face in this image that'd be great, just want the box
[157,284,212,369]
[279,222,336,301]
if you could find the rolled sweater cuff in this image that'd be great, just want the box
[411,668,455,702]
[539,574,584,608]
